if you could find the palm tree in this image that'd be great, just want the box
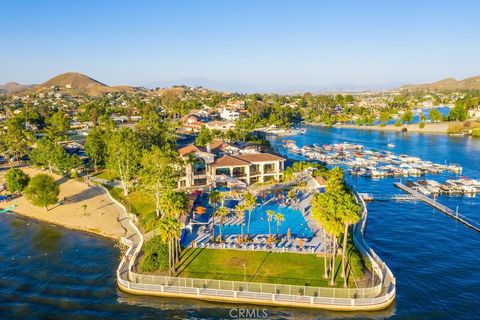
[159,191,188,263]
[215,206,230,242]
[274,212,285,236]
[312,192,331,279]
[266,210,274,241]
[235,204,247,237]
[209,190,223,242]
[157,217,181,276]
[159,190,188,219]
[339,195,361,287]
[244,192,256,236]
[325,216,343,286]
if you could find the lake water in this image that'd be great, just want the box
[1,125,479,319]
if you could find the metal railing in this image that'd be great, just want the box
[128,272,382,299]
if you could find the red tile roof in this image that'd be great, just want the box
[234,153,285,163]
[178,144,201,156]
[211,155,250,167]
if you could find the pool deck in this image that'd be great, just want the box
[182,189,326,254]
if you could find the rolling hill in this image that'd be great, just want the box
[15,72,135,96]
[0,82,35,93]
[399,75,480,91]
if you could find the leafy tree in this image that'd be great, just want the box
[136,111,176,151]
[394,119,402,127]
[401,110,414,124]
[5,168,30,193]
[106,128,141,196]
[85,127,107,171]
[30,138,80,176]
[379,111,392,126]
[448,101,468,121]
[141,147,183,217]
[25,174,60,211]
[2,116,30,162]
[196,127,213,147]
[45,111,71,141]
[429,108,443,122]
[419,121,426,129]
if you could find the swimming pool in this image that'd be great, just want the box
[215,204,313,238]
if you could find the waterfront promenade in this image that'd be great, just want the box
[113,188,396,311]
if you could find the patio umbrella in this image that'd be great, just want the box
[195,206,206,214]
[287,228,291,239]
[298,238,303,249]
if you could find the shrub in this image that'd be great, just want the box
[419,121,426,129]
[447,123,464,134]
[394,119,402,127]
[472,128,480,138]
[141,235,169,272]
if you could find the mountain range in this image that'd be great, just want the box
[2,72,480,96]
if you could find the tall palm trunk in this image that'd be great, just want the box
[177,239,181,264]
[155,191,161,218]
[212,206,216,242]
[341,223,349,287]
[322,227,328,278]
[219,219,223,241]
[168,240,172,276]
[330,236,337,286]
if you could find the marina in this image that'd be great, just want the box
[282,140,464,179]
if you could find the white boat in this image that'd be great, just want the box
[387,143,395,148]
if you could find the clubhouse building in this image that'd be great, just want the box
[177,140,285,189]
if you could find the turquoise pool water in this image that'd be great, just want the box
[215,204,313,238]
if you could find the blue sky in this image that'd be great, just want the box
[1,0,480,92]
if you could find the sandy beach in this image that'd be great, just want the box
[0,167,126,240]
[308,122,465,134]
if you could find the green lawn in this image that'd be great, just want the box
[109,188,158,231]
[92,169,118,181]
[176,248,351,288]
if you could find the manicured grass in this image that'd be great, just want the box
[92,169,118,181]
[109,188,157,231]
[176,248,351,288]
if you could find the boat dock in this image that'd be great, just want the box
[359,193,417,201]
[394,182,480,233]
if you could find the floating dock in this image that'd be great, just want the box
[394,182,480,233]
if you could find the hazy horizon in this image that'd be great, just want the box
[1,0,480,92]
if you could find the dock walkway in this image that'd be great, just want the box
[394,182,480,233]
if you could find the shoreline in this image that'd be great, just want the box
[0,167,127,241]
[306,121,465,134]
[6,209,118,242]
